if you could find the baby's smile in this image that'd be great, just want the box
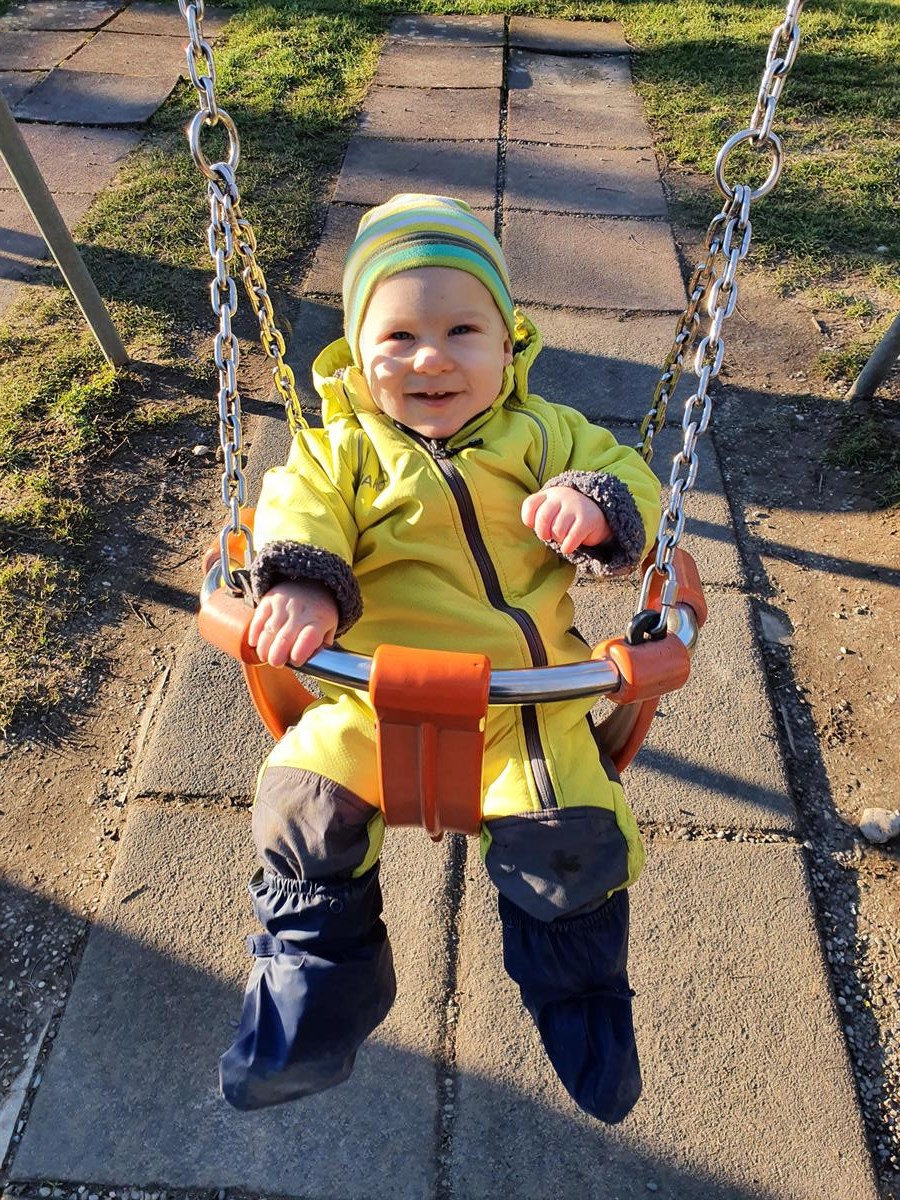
[357,268,512,439]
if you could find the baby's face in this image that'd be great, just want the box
[357,267,513,440]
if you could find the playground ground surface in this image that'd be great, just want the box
[0,2,898,1196]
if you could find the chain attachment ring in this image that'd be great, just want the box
[714,128,784,201]
[187,108,240,182]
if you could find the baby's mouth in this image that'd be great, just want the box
[407,390,458,401]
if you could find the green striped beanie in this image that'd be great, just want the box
[342,193,516,364]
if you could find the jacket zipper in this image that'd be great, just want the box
[407,429,558,811]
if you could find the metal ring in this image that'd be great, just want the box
[714,128,784,201]
[187,108,240,182]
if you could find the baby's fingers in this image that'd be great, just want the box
[289,624,327,668]
[532,495,563,543]
[248,599,276,649]
[557,513,587,556]
[262,620,299,668]
[520,491,544,529]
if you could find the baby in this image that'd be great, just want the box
[220,194,661,1122]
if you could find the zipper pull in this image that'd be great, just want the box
[444,438,484,460]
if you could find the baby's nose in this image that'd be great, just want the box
[413,341,451,371]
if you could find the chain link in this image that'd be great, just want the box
[636,0,804,634]
[179,1,307,591]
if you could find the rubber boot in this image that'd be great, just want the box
[220,862,396,1110]
[498,886,641,1123]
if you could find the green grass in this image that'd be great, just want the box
[825,415,900,507]
[1,0,897,729]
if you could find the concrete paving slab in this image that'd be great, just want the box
[0,1,119,30]
[278,297,345,413]
[63,29,188,77]
[451,840,877,1199]
[571,585,794,830]
[356,85,500,141]
[107,1,230,37]
[506,142,665,217]
[521,306,681,425]
[12,804,451,1196]
[305,202,495,298]
[303,203,367,297]
[0,124,140,192]
[508,86,654,148]
[375,39,503,89]
[0,188,94,274]
[388,14,504,45]
[509,16,630,55]
[14,68,175,124]
[0,71,44,108]
[627,422,745,590]
[334,137,498,209]
[510,49,633,94]
[134,629,271,800]
[0,30,86,70]
[505,211,686,312]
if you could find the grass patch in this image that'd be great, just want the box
[0,2,381,731]
[2,0,897,728]
[825,415,900,508]
[817,313,897,383]
[0,556,68,732]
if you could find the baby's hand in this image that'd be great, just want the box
[249,580,339,668]
[521,486,611,556]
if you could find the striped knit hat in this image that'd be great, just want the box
[342,193,516,364]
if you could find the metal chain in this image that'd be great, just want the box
[635,0,805,634]
[178,0,307,591]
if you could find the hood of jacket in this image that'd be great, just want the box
[311,307,543,443]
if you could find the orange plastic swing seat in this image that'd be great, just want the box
[198,513,706,838]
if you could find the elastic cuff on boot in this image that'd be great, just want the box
[220,864,396,1110]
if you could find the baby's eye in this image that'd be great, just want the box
[449,324,475,335]
[384,330,413,342]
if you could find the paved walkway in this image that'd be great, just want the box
[0,0,228,319]
[2,10,880,1200]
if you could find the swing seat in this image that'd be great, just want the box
[198,516,706,837]
[370,643,491,838]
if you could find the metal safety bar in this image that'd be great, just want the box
[200,565,700,705]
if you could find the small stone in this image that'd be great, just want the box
[859,808,900,844]
[192,444,214,458]
[759,609,793,646]
[647,1185,659,1193]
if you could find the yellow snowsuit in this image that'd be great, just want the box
[250,312,661,920]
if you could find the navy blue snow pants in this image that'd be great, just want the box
[220,800,641,1122]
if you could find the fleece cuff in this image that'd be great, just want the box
[250,541,363,636]
[542,471,647,577]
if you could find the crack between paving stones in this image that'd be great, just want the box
[493,16,511,247]
[509,138,654,151]
[302,289,685,319]
[641,823,804,844]
[505,208,669,223]
[433,833,467,1200]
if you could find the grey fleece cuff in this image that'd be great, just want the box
[250,541,363,636]
[542,471,646,577]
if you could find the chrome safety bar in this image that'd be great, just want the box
[201,566,700,706]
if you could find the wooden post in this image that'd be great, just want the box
[0,92,128,367]
[847,313,900,400]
